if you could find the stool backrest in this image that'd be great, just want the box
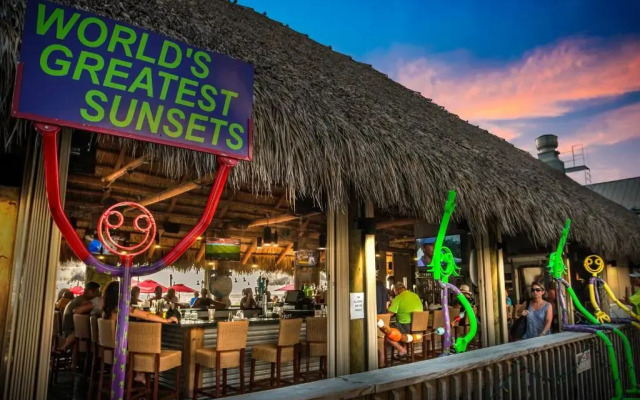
[90,316,99,344]
[278,318,302,347]
[432,309,444,329]
[376,314,392,338]
[52,310,61,337]
[128,322,162,354]
[97,318,116,349]
[411,311,429,332]
[73,314,91,340]
[217,320,249,351]
[305,317,327,343]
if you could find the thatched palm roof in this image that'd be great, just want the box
[2,0,639,260]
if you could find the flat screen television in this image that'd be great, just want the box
[416,234,462,268]
[205,238,241,261]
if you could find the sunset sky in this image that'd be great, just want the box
[240,0,640,184]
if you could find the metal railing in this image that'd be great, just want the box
[228,325,640,400]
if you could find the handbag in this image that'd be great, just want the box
[509,299,530,340]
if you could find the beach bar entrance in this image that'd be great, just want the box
[11,1,253,398]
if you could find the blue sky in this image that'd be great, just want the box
[239,0,640,184]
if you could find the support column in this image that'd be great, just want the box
[364,202,378,370]
[348,201,365,373]
[476,230,508,347]
[327,208,350,377]
[2,130,71,400]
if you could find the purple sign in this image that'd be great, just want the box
[13,0,254,160]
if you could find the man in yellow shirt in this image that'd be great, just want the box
[387,282,423,357]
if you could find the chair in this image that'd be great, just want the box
[250,318,302,389]
[449,307,461,341]
[376,314,392,367]
[193,320,249,399]
[97,318,116,400]
[73,314,92,375]
[50,310,71,384]
[300,317,327,380]
[409,311,429,361]
[427,309,444,357]
[127,321,182,400]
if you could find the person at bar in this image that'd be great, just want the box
[102,281,178,324]
[376,277,388,314]
[190,291,200,307]
[59,281,101,350]
[55,289,74,311]
[163,288,179,304]
[193,289,215,308]
[240,288,257,309]
[130,286,141,307]
[152,285,163,301]
[387,282,423,357]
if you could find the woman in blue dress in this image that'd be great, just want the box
[521,281,553,339]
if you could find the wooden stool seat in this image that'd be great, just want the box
[252,343,295,363]
[299,340,326,357]
[193,320,249,399]
[195,348,242,369]
[132,349,182,372]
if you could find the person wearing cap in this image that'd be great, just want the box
[387,281,423,357]
[417,239,435,267]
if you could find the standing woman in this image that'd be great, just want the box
[521,281,553,339]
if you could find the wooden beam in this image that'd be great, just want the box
[196,243,206,262]
[275,192,288,209]
[241,239,257,265]
[135,178,211,208]
[276,242,294,264]
[375,219,417,230]
[167,173,190,213]
[101,145,127,203]
[101,156,148,185]
[248,212,320,229]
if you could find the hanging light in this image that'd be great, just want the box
[318,233,327,250]
[272,228,278,247]
[263,227,272,247]
[257,237,263,249]
[293,240,299,252]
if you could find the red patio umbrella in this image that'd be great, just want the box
[275,283,295,292]
[69,285,84,295]
[132,279,167,294]
[169,283,195,293]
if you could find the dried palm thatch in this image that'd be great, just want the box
[2,0,639,260]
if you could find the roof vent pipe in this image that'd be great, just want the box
[536,134,565,173]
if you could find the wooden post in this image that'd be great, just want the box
[477,233,496,347]
[348,201,365,373]
[364,202,378,371]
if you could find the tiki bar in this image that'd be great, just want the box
[1,1,640,400]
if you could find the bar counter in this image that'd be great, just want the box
[160,317,320,398]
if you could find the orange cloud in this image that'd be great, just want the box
[394,37,640,121]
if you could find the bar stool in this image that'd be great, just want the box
[193,320,249,399]
[376,314,392,367]
[97,318,116,400]
[50,310,71,384]
[299,317,327,380]
[73,314,92,376]
[250,318,302,389]
[409,311,429,361]
[428,309,444,358]
[449,307,461,341]
[87,316,100,399]
[127,321,182,400]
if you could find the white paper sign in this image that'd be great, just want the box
[576,350,591,373]
[350,292,365,320]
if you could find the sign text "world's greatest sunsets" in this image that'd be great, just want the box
[13,0,254,159]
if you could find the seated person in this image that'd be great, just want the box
[240,288,257,309]
[102,281,178,324]
[130,286,142,307]
[387,282,423,357]
[152,285,164,301]
[193,289,215,308]
[59,282,101,350]
[190,291,200,307]
[55,289,74,311]
[163,288,179,304]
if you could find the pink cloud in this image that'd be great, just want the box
[393,37,640,121]
[559,103,640,152]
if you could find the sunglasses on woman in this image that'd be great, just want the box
[531,288,544,293]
